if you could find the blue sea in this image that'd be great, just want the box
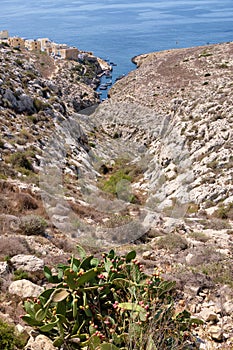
[1,0,233,89]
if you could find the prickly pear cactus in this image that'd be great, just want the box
[22,247,201,349]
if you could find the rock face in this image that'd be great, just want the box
[107,42,233,210]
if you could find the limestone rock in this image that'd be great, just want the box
[17,94,35,114]
[224,300,233,316]
[8,279,44,298]
[0,261,9,277]
[199,308,219,322]
[25,334,57,350]
[10,255,44,273]
[208,325,223,341]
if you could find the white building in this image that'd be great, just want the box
[37,38,51,51]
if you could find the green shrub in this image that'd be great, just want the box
[187,203,199,215]
[100,169,132,195]
[99,158,143,203]
[213,203,233,220]
[199,50,213,58]
[26,70,37,79]
[199,261,233,288]
[27,114,39,124]
[22,247,200,349]
[9,152,33,171]
[15,58,23,67]
[33,98,51,112]
[0,173,7,180]
[13,269,29,281]
[19,215,47,235]
[0,318,25,349]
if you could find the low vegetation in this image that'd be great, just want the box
[156,234,189,253]
[99,158,144,203]
[19,214,47,235]
[213,202,233,220]
[0,318,26,350]
[23,247,201,349]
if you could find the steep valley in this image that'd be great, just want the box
[0,42,233,349]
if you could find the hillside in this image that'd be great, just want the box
[0,42,232,349]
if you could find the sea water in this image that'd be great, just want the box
[1,0,233,91]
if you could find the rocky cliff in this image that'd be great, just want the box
[0,42,233,349]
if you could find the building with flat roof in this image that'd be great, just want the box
[37,38,51,51]
[8,37,25,49]
[25,39,41,51]
[51,43,68,56]
[59,47,79,60]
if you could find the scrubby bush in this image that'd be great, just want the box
[9,152,33,172]
[23,247,200,349]
[156,234,188,253]
[17,192,38,211]
[188,231,209,243]
[19,214,47,235]
[100,169,132,195]
[13,269,29,281]
[33,98,51,112]
[0,237,32,259]
[213,203,233,220]
[0,318,25,349]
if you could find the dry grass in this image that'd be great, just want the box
[26,50,56,79]
[156,233,189,253]
[188,231,210,243]
[0,236,33,260]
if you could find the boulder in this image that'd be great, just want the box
[208,325,223,341]
[199,308,219,322]
[17,94,35,114]
[8,279,44,298]
[3,89,17,109]
[10,255,44,274]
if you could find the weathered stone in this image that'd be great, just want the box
[0,261,9,277]
[199,308,219,322]
[3,89,17,109]
[25,334,57,350]
[142,251,153,259]
[224,300,233,316]
[8,279,44,298]
[10,255,44,273]
[208,325,223,341]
